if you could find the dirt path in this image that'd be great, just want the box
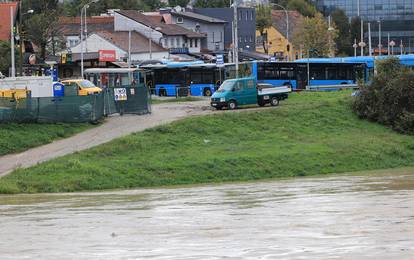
[0,100,212,177]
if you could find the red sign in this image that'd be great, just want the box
[99,50,116,62]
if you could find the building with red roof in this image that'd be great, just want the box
[0,1,18,41]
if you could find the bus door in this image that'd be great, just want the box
[296,64,308,90]
[178,69,189,97]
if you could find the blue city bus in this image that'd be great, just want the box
[142,62,229,97]
[246,61,366,90]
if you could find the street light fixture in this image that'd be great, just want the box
[270,3,289,61]
[353,39,358,57]
[389,40,396,55]
[80,0,100,77]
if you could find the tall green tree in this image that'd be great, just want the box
[271,0,317,17]
[194,0,228,8]
[168,0,190,7]
[292,13,338,57]
[331,9,351,56]
[256,4,272,54]
[0,41,13,75]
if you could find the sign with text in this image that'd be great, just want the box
[216,54,224,66]
[114,88,127,101]
[99,50,116,62]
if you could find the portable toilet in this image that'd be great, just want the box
[53,82,64,97]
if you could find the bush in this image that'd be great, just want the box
[353,57,414,135]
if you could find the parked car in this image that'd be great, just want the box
[60,79,102,96]
[210,77,291,110]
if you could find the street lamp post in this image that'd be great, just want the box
[359,19,365,56]
[387,33,390,55]
[400,40,403,55]
[353,39,358,57]
[328,15,335,58]
[80,0,99,77]
[378,19,382,56]
[232,0,239,77]
[390,40,395,55]
[270,3,289,60]
[18,1,34,76]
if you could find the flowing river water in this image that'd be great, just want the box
[1,168,414,259]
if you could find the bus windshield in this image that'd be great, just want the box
[217,81,235,92]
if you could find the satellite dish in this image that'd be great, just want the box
[174,6,182,12]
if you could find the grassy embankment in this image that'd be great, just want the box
[0,123,93,156]
[0,91,413,193]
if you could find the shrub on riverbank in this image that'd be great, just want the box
[353,57,414,134]
[0,91,413,194]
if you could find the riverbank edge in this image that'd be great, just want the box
[1,91,413,194]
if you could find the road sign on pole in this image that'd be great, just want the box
[216,54,224,66]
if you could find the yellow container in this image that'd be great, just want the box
[0,89,31,100]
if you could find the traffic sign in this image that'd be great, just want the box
[216,54,224,66]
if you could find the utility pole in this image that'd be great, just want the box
[10,6,16,78]
[233,0,239,78]
[368,22,372,56]
[387,33,390,55]
[378,19,382,56]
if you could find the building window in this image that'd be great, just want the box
[176,38,180,47]
[195,24,200,32]
[245,11,248,20]
[239,11,242,20]
[177,17,183,24]
[195,39,198,48]
[190,39,193,48]
[250,11,253,20]
[170,38,174,47]
[250,36,253,42]
[164,38,168,47]
[212,31,215,42]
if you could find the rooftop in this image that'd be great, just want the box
[116,10,205,38]
[58,16,114,36]
[0,2,18,41]
[271,10,304,39]
[95,31,166,53]
[170,11,227,24]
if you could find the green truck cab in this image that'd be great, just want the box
[210,77,291,110]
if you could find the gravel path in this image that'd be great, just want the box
[0,100,212,177]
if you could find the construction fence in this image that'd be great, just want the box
[0,87,151,123]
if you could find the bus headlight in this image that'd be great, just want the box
[220,97,226,102]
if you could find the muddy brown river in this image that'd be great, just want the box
[1,168,414,259]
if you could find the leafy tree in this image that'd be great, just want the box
[0,41,13,75]
[271,0,317,17]
[353,57,414,134]
[24,12,62,60]
[292,13,337,57]
[256,4,272,54]
[331,9,351,56]
[168,0,190,7]
[194,0,228,8]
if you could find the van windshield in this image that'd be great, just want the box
[79,80,96,89]
[216,81,235,93]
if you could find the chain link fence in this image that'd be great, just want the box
[0,87,151,123]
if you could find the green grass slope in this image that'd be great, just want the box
[1,91,413,194]
[0,123,92,156]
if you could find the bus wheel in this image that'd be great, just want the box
[228,100,237,110]
[159,88,166,97]
[270,97,279,106]
[204,88,212,96]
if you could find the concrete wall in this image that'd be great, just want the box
[194,7,256,51]
[170,14,225,51]
[70,34,126,60]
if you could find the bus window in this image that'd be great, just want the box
[327,67,337,80]
[203,70,214,84]
[191,71,203,84]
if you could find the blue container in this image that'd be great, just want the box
[53,82,64,97]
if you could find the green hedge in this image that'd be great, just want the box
[353,57,414,135]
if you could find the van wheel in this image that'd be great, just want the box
[228,100,237,110]
[216,106,223,110]
[270,97,279,106]
[204,88,212,96]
